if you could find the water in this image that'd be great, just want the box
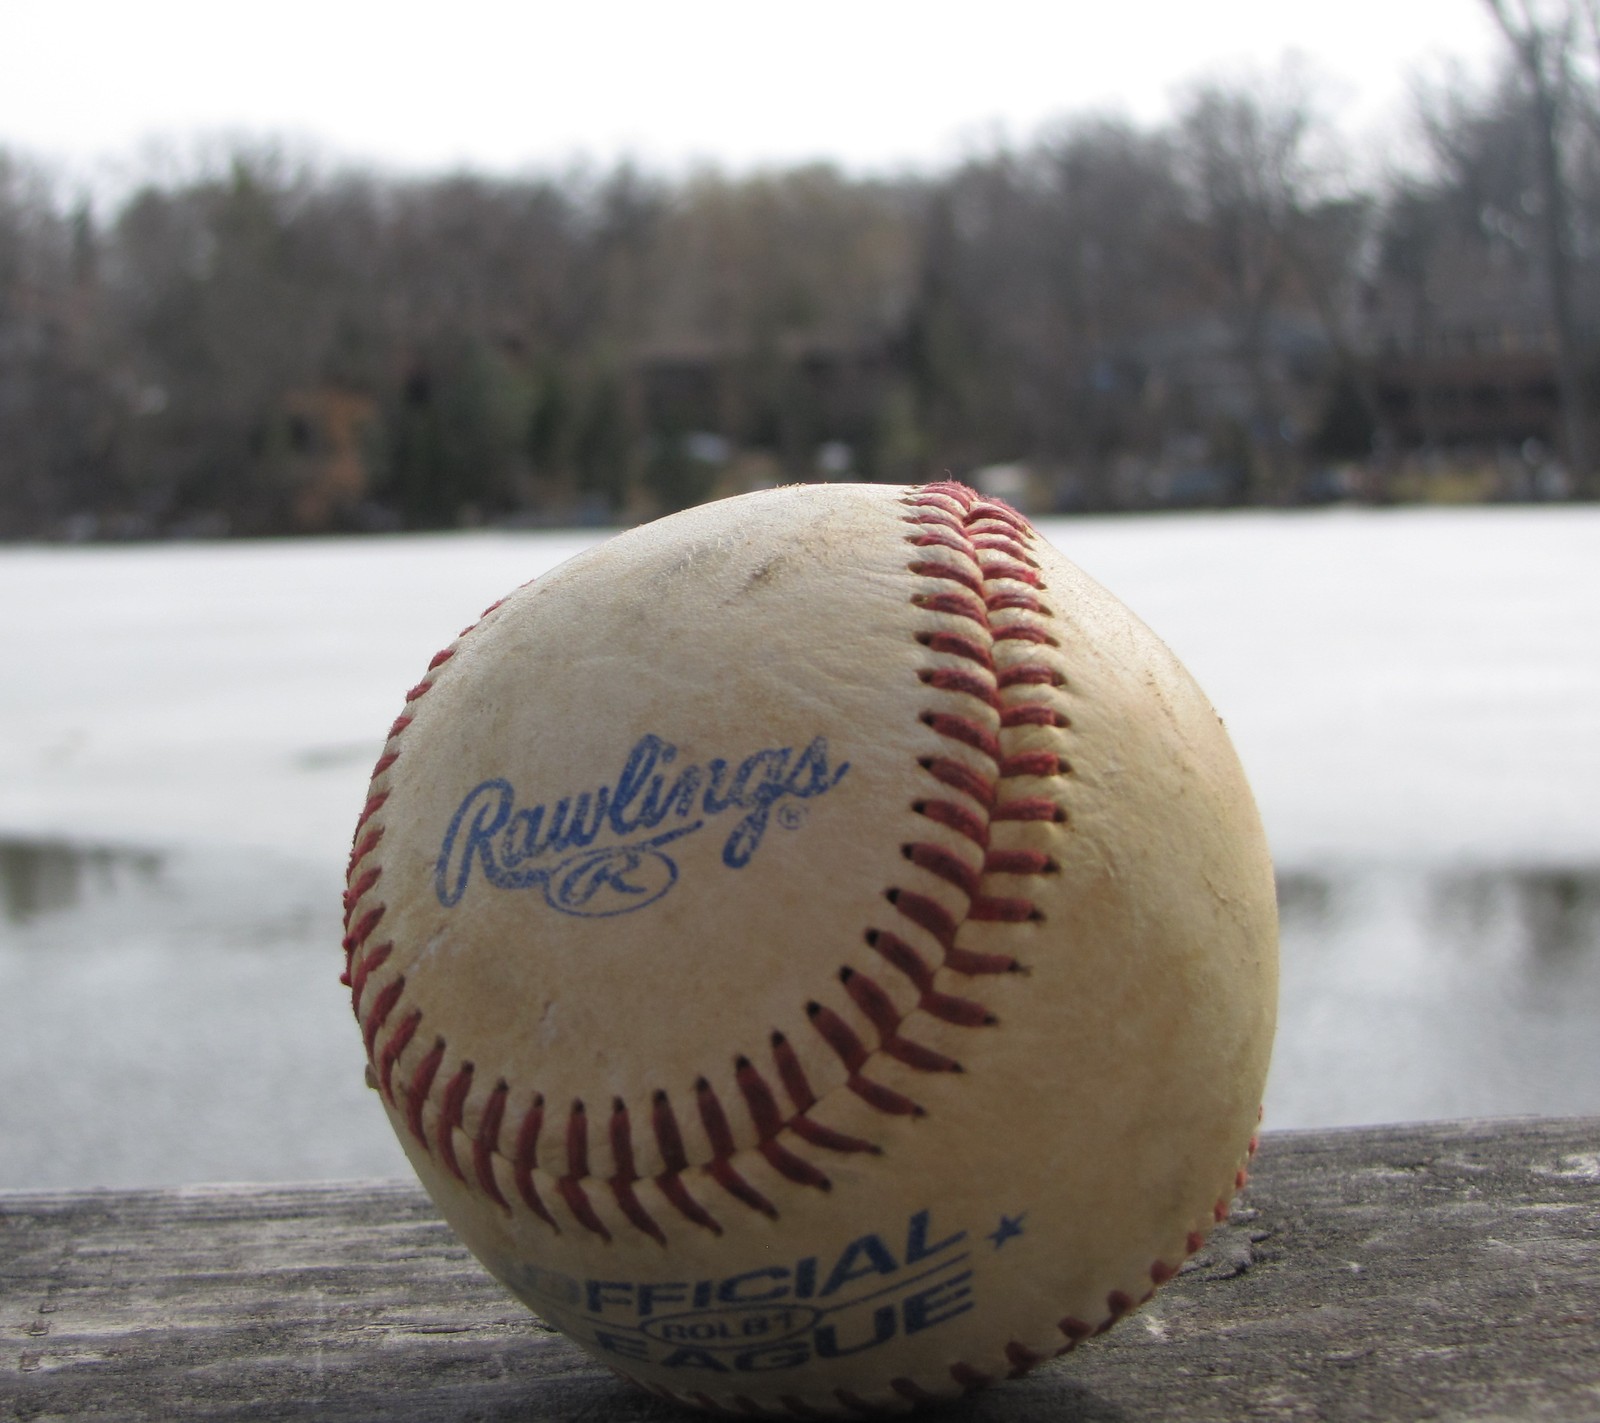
[2,838,1594,1190]
[1270,864,1600,1126]
[0,837,404,1188]
[1,507,1596,1188]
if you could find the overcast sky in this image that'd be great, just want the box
[5,1,1504,184]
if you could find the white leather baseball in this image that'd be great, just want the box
[341,480,1277,1415]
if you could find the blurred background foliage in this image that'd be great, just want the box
[4,13,1600,537]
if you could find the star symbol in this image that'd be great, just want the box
[988,1213,1027,1249]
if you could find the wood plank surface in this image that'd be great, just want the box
[2,1118,1597,1421]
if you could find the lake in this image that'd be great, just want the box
[1,505,1596,1189]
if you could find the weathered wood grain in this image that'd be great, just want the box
[2,1118,1597,1421]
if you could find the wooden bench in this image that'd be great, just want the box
[3,1117,1597,1420]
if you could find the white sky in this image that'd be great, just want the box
[6,1,1503,185]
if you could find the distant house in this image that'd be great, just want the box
[1372,342,1560,450]
[1360,232,1571,454]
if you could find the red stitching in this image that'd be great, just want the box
[968,1202,1237,1386]
[348,482,1085,1253]
[985,588,1048,614]
[437,1061,473,1182]
[768,1033,815,1111]
[650,1089,690,1171]
[907,558,984,596]
[347,940,390,1010]
[699,1078,778,1216]
[890,1377,937,1405]
[473,1080,510,1209]
[807,1002,925,1116]
[919,710,999,759]
[564,1098,591,1175]
[906,525,972,555]
[918,666,999,704]
[993,798,1065,823]
[343,903,384,955]
[377,1007,419,1099]
[902,842,981,898]
[885,887,958,950]
[656,1172,721,1235]
[915,630,993,667]
[971,531,1034,559]
[912,588,988,623]
[970,499,1029,530]
[997,664,1060,688]
[362,977,405,1057]
[1000,704,1068,729]
[993,623,1058,646]
[944,944,1021,975]
[865,928,934,991]
[1058,1316,1094,1344]
[1101,1290,1135,1331]
[984,848,1055,876]
[345,866,381,915]
[651,1091,723,1233]
[970,895,1039,923]
[911,484,976,516]
[998,749,1063,778]
[786,1114,880,1156]
[1005,1341,1047,1375]
[406,1040,445,1145]
[914,798,988,845]
[513,1096,557,1227]
[770,1033,880,1156]
[734,1056,786,1135]
[557,1101,611,1239]
[918,989,994,1028]
[733,1059,835,1190]
[983,559,1042,587]
[847,1076,924,1117]
[917,756,995,806]
[839,967,900,1037]
[346,825,383,876]
[805,1001,869,1071]
[351,791,388,837]
[882,1034,961,1074]
[609,1098,667,1244]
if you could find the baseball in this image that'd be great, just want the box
[341,480,1278,1414]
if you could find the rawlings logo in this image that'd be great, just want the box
[435,734,850,917]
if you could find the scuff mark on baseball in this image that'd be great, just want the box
[340,480,1278,1415]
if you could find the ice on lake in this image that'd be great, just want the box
[1,506,1597,1189]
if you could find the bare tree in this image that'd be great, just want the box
[1171,69,1325,500]
[1484,0,1597,495]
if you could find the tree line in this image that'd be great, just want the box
[3,9,1600,538]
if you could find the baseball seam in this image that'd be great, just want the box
[340,482,1255,1410]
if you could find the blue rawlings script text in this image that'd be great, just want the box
[434,734,850,917]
